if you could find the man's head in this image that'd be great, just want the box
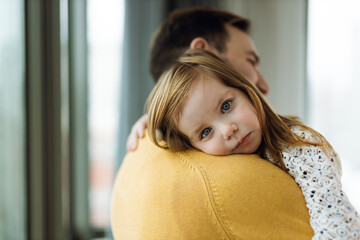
[150,7,269,94]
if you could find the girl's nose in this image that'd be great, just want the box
[223,123,238,140]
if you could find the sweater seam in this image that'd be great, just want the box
[176,152,235,240]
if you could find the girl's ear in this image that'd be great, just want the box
[190,37,212,50]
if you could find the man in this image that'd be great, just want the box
[111,7,313,239]
[127,7,268,150]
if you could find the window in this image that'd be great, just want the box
[0,0,26,239]
[308,0,360,211]
[87,0,124,233]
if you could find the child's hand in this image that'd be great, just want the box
[126,114,148,151]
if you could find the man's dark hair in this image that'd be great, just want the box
[150,7,250,81]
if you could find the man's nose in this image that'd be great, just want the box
[222,123,239,140]
[256,72,270,95]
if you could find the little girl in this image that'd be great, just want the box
[146,48,360,239]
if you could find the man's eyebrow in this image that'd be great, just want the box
[246,50,260,64]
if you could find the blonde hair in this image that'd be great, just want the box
[147,49,329,171]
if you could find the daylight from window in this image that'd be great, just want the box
[88,0,124,228]
[308,0,360,211]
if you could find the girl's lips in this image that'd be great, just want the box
[234,132,251,150]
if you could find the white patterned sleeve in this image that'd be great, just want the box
[281,129,360,240]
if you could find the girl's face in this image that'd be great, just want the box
[178,75,262,156]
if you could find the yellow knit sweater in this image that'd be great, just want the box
[111,135,313,239]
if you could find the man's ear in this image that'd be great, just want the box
[190,37,211,50]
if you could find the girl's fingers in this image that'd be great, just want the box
[126,114,148,151]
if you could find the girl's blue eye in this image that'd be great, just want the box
[201,127,212,139]
[221,101,231,113]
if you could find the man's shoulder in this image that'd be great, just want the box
[111,135,313,239]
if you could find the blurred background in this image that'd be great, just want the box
[1,0,359,239]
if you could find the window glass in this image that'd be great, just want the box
[308,0,360,211]
[87,0,124,229]
[0,0,26,239]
